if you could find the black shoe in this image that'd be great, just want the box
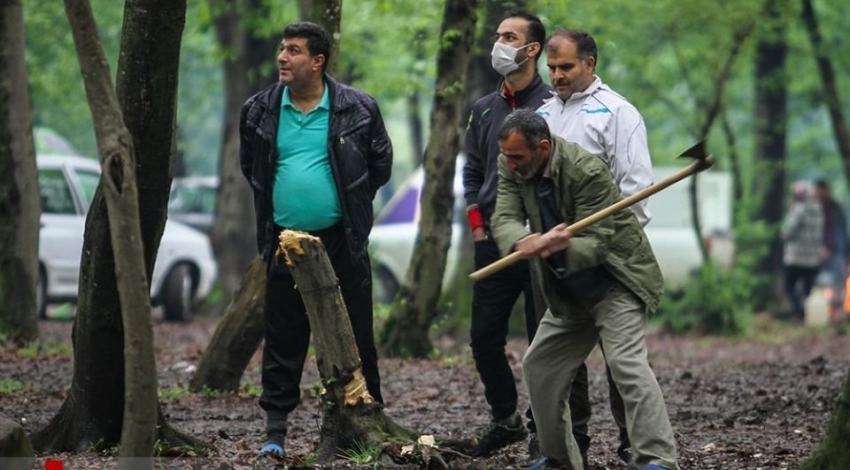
[473,414,528,457]
[617,445,632,465]
[527,433,541,460]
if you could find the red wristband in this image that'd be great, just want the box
[467,206,484,231]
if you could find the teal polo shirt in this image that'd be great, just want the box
[273,84,341,230]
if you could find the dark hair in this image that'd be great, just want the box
[501,10,546,63]
[546,29,598,64]
[498,109,551,148]
[815,179,829,190]
[283,22,331,73]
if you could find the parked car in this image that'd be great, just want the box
[369,159,466,303]
[168,176,219,233]
[37,154,218,322]
[368,157,733,302]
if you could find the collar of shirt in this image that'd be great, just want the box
[551,75,603,104]
[281,83,331,113]
[500,83,517,108]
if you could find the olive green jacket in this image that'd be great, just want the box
[491,136,664,312]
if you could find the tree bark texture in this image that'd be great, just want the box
[189,256,266,392]
[380,0,477,358]
[0,0,39,343]
[800,366,850,470]
[276,231,417,464]
[750,0,789,310]
[32,0,194,457]
[462,0,522,120]
[207,0,277,296]
[308,0,341,77]
[61,0,157,463]
[800,0,850,185]
[116,0,186,276]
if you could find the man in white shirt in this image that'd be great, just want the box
[536,29,655,466]
[538,29,653,226]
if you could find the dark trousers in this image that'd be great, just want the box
[470,238,539,430]
[784,264,819,320]
[259,223,382,436]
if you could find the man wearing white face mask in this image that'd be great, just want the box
[463,9,554,461]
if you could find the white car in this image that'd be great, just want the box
[369,157,733,302]
[369,159,466,303]
[37,154,218,322]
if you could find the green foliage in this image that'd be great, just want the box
[16,339,72,357]
[655,262,754,335]
[158,385,190,400]
[239,381,262,397]
[338,440,382,465]
[0,379,24,396]
[655,208,774,334]
[199,384,220,398]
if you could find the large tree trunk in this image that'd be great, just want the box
[189,257,266,392]
[750,0,789,311]
[0,0,39,344]
[800,0,850,184]
[380,0,477,358]
[32,0,198,454]
[800,367,850,469]
[276,231,472,466]
[61,0,157,462]
[308,0,341,77]
[207,0,277,296]
[462,0,521,119]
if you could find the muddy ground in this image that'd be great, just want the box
[1,314,848,470]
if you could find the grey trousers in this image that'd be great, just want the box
[523,284,678,470]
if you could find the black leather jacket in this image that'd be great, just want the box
[239,75,393,263]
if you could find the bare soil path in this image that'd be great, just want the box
[1,315,848,469]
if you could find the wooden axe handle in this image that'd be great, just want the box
[468,157,712,282]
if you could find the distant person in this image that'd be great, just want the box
[537,28,655,464]
[463,9,551,459]
[239,21,392,458]
[814,179,848,322]
[781,181,824,323]
[490,109,678,470]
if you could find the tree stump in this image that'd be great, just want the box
[276,230,474,467]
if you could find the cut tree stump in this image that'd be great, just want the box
[274,230,475,468]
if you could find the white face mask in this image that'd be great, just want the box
[491,42,532,76]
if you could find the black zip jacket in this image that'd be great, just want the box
[239,75,393,263]
[463,73,552,226]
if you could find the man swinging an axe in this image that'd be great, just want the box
[483,109,711,470]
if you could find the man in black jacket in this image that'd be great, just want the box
[239,21,393,459]
[462,10,555,459]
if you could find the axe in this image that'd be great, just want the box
[468,141,714,282]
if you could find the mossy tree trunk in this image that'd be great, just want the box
[800,367,850,470]
[206,0,277,297]
[61,0,156,462]
[0,0,39,344]
[380,0,477,358]
[32,0,200,456]
[189,256,266,392]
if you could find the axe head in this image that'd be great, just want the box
[676,140,714,171]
